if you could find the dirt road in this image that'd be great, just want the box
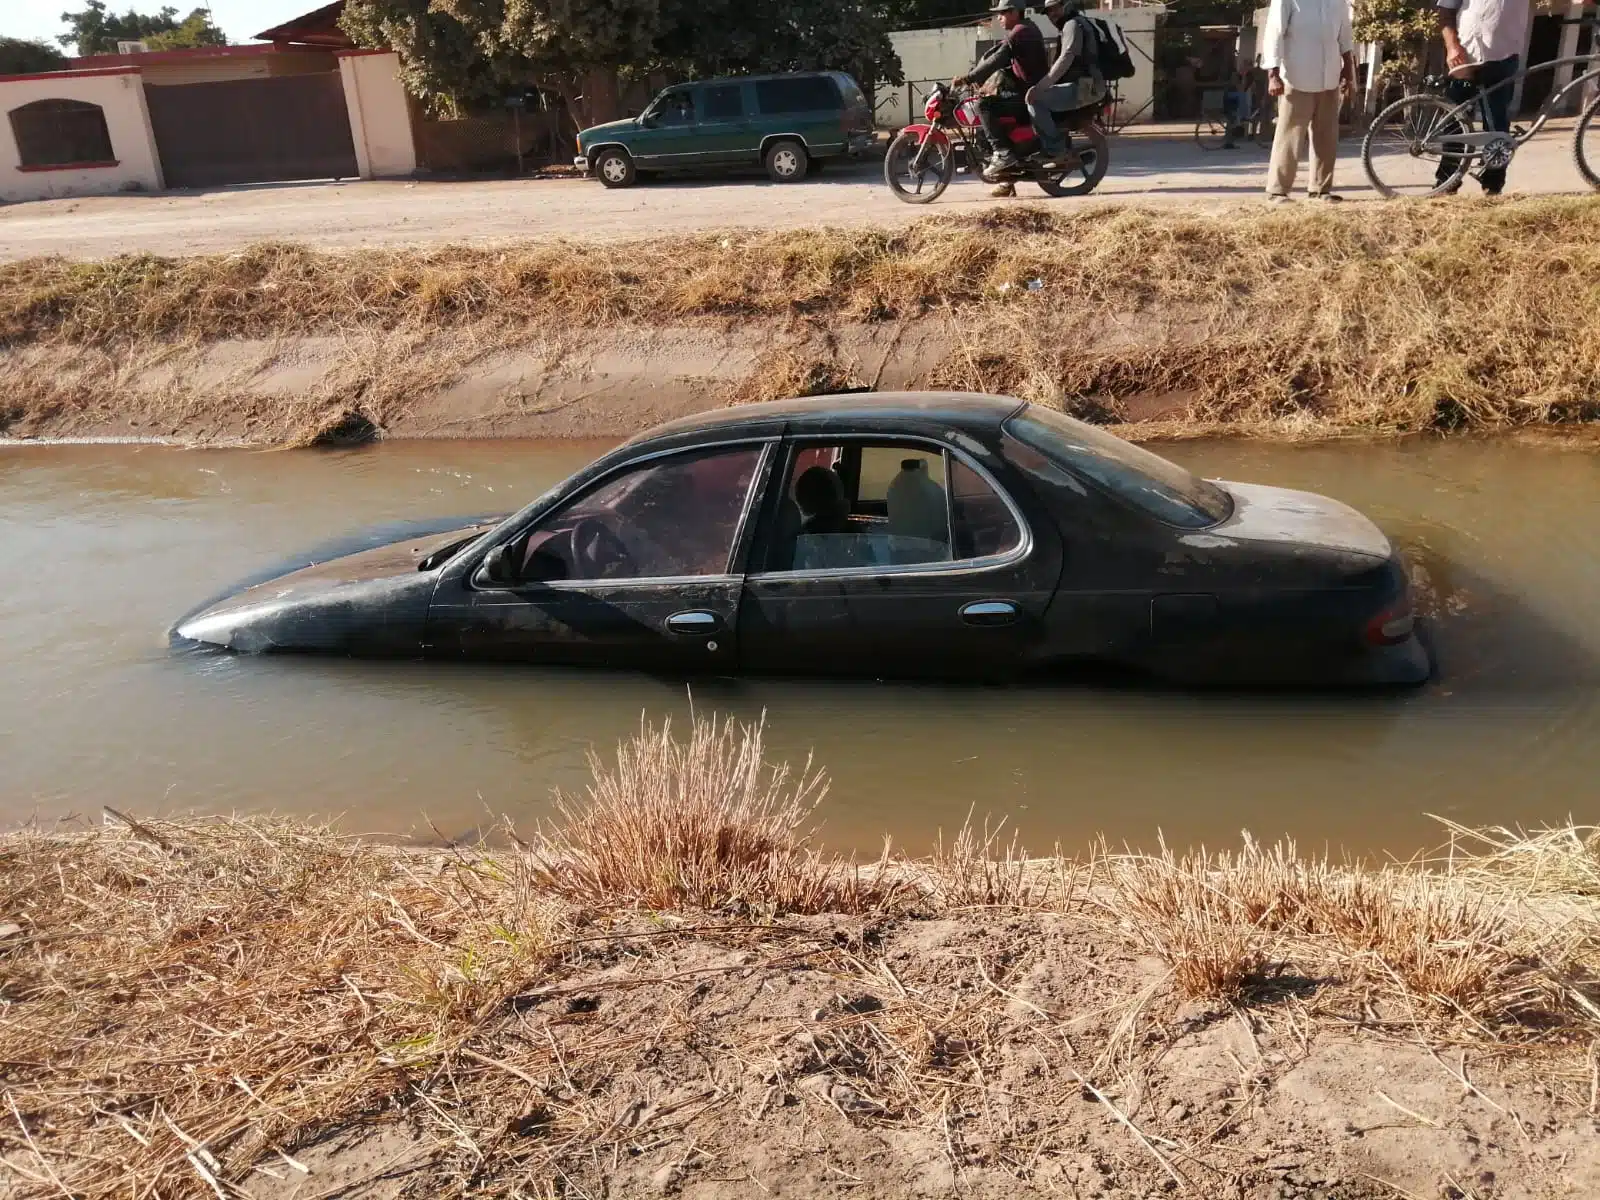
[1,128,1588,259]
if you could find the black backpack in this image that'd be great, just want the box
[1080,14,1136,81]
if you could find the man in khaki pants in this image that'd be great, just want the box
[1262,0,1355,202]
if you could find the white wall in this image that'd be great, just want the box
[884,8,1164,128]
[338,50,417,179]
[0,68,163,203]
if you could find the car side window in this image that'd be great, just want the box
[520,446,761,583]
[654,90,695,126]
[763,442,1020,573]
[703,84,743,121]
[755,76,843,115]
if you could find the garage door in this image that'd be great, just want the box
[144,73,359,189]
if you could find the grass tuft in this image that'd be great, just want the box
[524,713,901,914]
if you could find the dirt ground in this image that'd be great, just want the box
[0,126,1588,260]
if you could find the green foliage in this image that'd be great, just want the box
[1354,0,1438,82]
[341,0,902,112]
[57,1,224,56]
[0,36,69,73]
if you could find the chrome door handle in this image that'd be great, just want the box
[959,599,1019,627]
[665,610,722,635]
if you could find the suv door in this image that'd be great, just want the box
[753,75,847,156]
[697,82,757,164]
[429,442,774,670]
[737,437,1061,679]
[630,86,704,167]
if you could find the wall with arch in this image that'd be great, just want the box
[0,67,163,203]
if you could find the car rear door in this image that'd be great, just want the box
[697,82,757,164]
[736,435,1062,680]
[427,442,775,671]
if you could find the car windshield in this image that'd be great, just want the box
[1002,406,1232,528]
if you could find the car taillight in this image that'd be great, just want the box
[1364,599,1415,646]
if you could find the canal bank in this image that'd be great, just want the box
[3,729,1597,1200]
[3,198,1599,446]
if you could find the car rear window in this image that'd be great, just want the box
[836,75,867,109]
[1002,406,1232,529]
[756,76,843,115]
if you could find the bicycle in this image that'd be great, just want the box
[1195,91,1275,151]
[1361,54,1600,197]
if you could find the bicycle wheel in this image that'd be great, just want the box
[1195,112,1230,151]
[884,128,956,204]
[1363,94,1471,198]
[1576,92,1600,193]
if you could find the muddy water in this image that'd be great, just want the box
[2,437,1597,856]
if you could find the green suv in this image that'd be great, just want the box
[574,72,875,187]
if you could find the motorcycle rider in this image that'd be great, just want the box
[1029,0,1106,168]
[953,0,1049,180]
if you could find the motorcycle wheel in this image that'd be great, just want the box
[884,128,957,204]
[1035,124,1109,197]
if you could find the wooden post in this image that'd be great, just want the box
[1554,0,1584,112]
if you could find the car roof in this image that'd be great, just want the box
[627,392,1028,446]
[685,71,847,88]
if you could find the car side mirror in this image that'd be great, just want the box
[479,543,520,587]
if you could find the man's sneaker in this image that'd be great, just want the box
[1435,178,1464,196]
[1037,152,1078,172]
[1266,193,1292,204]
[991,181,1017,198]
[1309,192,1345,203]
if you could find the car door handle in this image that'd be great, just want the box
[959,599,1019,627]
[665,610,722,635]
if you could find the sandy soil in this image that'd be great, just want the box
[0,128,1587,261]
[152,910,1600,1200]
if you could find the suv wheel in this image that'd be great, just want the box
[594,148,637,189]
[765,139,808,183]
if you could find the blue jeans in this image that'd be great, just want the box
[1029,81,1092,156]
[1437,55,1519,193]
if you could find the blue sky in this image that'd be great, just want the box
[4,0,316,50]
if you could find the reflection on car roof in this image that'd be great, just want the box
[630,391,1028,445]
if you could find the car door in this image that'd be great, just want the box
[630,86,702,166]
[696,82,757,164]
[736,436,1062,680]
[428,441,775,671]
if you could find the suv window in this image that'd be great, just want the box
[649,89,696,126]
[765,442,1022,573]
[703,83,744,120]
[521,446,761,582]
[1002,406,1232,528]
[755,76,842,115]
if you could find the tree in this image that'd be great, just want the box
[1353,0,1438,84]
[341,0,902,123]
[57,1,225,56]
[0,36,69,73]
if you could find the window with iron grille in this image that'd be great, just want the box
[8,98,116,168]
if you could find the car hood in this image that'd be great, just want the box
[1198,482,1392,560]
[175,521,494,646]
[581,118,638,142]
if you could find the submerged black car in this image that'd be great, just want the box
[177,393,1429,686]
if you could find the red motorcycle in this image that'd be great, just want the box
[884,82,1109,204]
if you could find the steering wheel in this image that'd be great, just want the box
[569,517,633,579]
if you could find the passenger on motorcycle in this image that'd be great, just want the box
[952,0,1049,177]
[1029,0,1107,168]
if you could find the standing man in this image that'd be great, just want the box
[1435,0,1530,194]
[1261,0,1355,202]
[954,0,1050,178]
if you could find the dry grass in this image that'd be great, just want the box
[2,718,1598,1197]
[524,713,901,914]
[3,198,1600,437]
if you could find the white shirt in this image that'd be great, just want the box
[1436,0,1531,65]
[1262,0,1355,93]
